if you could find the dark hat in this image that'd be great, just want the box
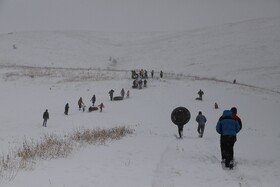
[230,107,237,114]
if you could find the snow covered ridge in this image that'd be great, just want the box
[0,16,280,91]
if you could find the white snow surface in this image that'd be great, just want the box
[0,16,280,186]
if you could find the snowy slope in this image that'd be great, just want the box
[1,16,280,91]
[0,17,280,186]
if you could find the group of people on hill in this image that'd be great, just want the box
[131,69,164,89]
[108,88,129,101]
[42,68,241,170]
[174,87,242,170]
[42,94,106,127]
[131,69,163,80]
[175,106,242,170]
[77,96,104,113]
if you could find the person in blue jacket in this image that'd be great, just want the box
[216,110,240,169]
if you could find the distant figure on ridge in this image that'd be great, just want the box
[64,103,69,115]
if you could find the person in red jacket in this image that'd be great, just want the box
[231,107,242,130]
[98,103,104,112]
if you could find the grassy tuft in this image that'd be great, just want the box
[0,126,134,181]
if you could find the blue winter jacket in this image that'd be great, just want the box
[216,110,240,136]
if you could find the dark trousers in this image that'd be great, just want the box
[197,124,205,137]
[220,135,236,165]
[177,125,184,138]
[43,119,48,127]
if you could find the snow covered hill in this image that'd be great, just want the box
[1,16,280,91]
[0,17,280,186]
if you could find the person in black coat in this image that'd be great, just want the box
[43,109,49,127]
[90,95,96,106]
[109,89,114,101]
[64,103,69,115]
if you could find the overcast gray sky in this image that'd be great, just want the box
[0,0,280,33]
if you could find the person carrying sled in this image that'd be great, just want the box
[78,97,84,111]
[171,107,191,139]
[108,89,114,101]
[98,102,104,112]
[43,109,49,127]
[64,103,69,115]
[90,94,96,106]
[195,111,207,137]
[216,110,240,169]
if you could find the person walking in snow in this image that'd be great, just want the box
[120,88,125,98]
[64,103,69,115]
[144,79,147,87]
[138,79,143,89]
[98,102,104,112]
[216,110,240,169]
[43,109,49,127]
[160,70,163,78]
[109,89,114,101]
[197,89,204,100]
[78,97,84,111]
[126,90,130,98]
[171,107,191,139]
[231,107,242,130]
[196,111,207,137]
[151,70,154,78]
[90,94,96,106]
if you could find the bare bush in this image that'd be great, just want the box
[17,134,73,161]
[0,126,134,181]
[70,126,134,145]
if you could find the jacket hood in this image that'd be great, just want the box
[231,107,237,114]
[222,110,232,118]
